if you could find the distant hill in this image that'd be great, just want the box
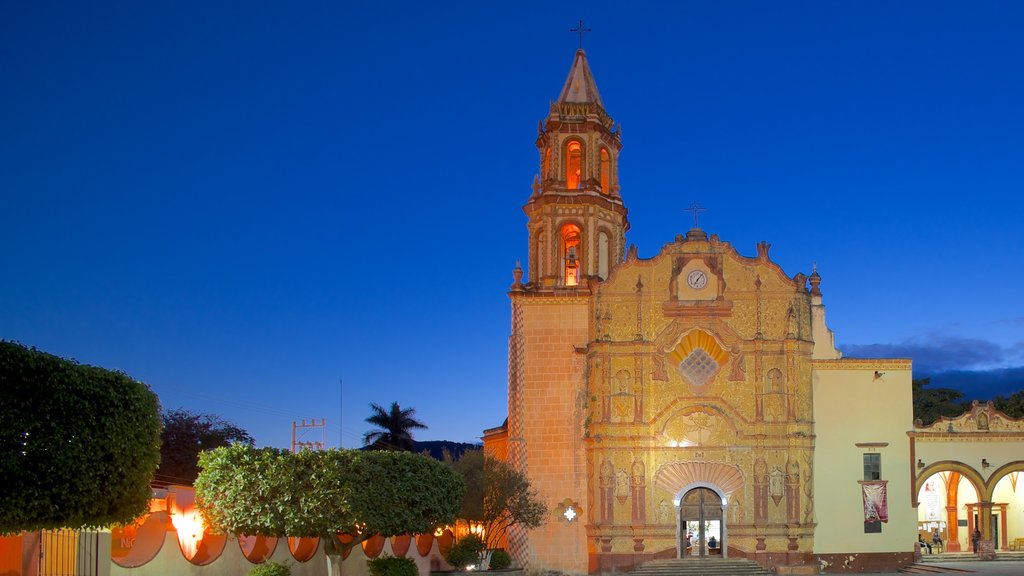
[357,439,482,460]
[414,440,482,461]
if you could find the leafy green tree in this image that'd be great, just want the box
[157,408,253,485]
[195,446,464,576]
[0,341,161,533]
[362,402,427,451]
[992,390,1024,419]
[449,450,546,552]
[912,378,970,426]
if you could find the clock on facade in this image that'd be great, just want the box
[686,270,708,290]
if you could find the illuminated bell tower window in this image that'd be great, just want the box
[600,148,610,193]
[562,224,582,287]
[566,141,583,189]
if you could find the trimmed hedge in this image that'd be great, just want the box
[0,342,162,533]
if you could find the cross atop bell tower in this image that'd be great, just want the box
[522,45,629,291]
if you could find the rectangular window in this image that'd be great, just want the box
[863,453,881,481]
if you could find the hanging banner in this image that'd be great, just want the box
[860,480,888,523]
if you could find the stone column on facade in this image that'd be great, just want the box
[600,459,614,524]
[754,338,764,421]
[785,458,801,525]
[630,458,646,524]
[945,470,962,552]
[754,458,769,526]
[978,501,995,559]
[506,299,530,567]
[784,340,796,420]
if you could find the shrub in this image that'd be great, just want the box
[444,533,485,570]
[489,549,512,570]
[368,554,418,576]
[0,342,161,533]
[248,561,291,576]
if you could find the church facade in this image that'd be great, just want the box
[484,49,922,574]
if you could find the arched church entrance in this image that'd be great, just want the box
[678,487,725,558]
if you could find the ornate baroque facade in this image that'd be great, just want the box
[484,49,925,574]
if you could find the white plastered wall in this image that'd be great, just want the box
[812,362,915,553]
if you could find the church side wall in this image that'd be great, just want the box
[812,361,915,562]
[517,298,590,574]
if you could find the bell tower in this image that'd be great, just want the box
[524,49,629,289]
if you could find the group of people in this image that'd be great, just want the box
[684,532,718,554]
[919,527,985,555]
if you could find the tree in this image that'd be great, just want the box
[157,408,253,486]
[912,378,970,426]
[362,402,427,451]
[449,450,547,552]
[992,390,1024,419]
[195,446,464,576]
[0,341,161,533]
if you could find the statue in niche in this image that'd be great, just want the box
[763,369,786,422]
[610,369,634,423]
[615,470,629,503]
[978,411,989,431]
[769,467,785,506]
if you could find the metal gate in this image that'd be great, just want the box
[39,529,101,576]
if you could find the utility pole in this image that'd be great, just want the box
[291,418,326,452]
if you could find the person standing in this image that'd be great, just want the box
[972,528,982,554]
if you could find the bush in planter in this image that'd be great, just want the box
[368,554,418,576]
[489,550,512,570]
[248,561,291,576]
[444,533,486,570]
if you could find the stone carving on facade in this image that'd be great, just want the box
[615,469,629,503]
[769,466,785,506]
[731,492,746,524]
[600,459,614,524]
[631,458,646,523]
[803,458,815,525]
[657,499,671,525]
[753,458,768,524]
[785,458,801,524]
[915,400,1024,433]
[729,352,746,381]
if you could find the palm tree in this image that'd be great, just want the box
[362,402,428,451]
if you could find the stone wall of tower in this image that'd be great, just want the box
[510,295,591,574]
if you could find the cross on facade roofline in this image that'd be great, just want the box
[684,201,706,229]
[570,20,591,50]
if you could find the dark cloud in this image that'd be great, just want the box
[924,367,1024,401]
[840,336,1006,373]
[840,335,1024,400]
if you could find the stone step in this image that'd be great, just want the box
[920,551,1024,562]
[633,558,772,576]
[898,563,974,574]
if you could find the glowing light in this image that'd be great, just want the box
[563,506,577,522]
[169,508,206,560]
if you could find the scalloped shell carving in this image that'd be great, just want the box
[653,461,745,497]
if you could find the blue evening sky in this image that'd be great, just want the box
[2,1,1022,449]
